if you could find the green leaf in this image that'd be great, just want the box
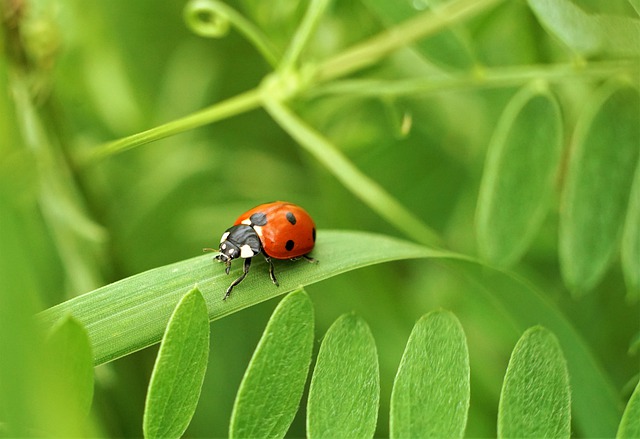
[307,313,380,439]
[559,84,640,294]
[37,230,621,436]
[455,260,618,437]
[617,379,640,438]
[39,230,452,366]
[477,84,563,267]
[361,0,475,70]
[498,326,571,439]
[527,0,640,57]
[390,310,470,439]
[229,289,314,439]
[143,287,209,439]
[44,316,95,417]
[622,167,640,299]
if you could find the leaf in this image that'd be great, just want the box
[44,316,95,416]
[143,287,209,439]
[477,85,563,267]
[453,260,619,437]
[617,379,640,438]
[527,0,640,57]
[307,313,379,439]
[559,84,640,293]
[390,310,470,439]
[361,0,474,70]
[38,230,453,365]
[34,316,96,436]
[37,230,621,436]
[622,167,640,299]
[229,289,314,439]
[498,326,571,439]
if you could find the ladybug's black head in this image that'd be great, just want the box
[214,225,262,273]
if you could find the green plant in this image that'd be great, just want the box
[1,0,638,437]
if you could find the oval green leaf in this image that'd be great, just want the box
[498,326,571,439]
[143,287,209,439]
[527,0,640,57]
[617,379,640,438]
[622,167,640,299]
[229,289,314,439]
[477,84,563,267]
[390,310,470,439]
[307,313,380,439]
[559,84,640,294]
[41,315,95,436]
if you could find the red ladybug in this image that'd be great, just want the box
[211,201,317,300]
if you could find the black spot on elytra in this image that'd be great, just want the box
[250,212,267,226]
[285,240,295,251]
[286,211,296,225]
[312,228,316,242]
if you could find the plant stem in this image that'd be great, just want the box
[262,97,443,247]
[309,60,640,97]
[315,0,505,82]
[278,0,333,72]
[85,88,262,165]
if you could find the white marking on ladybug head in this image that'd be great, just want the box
[241,219,252,225]
[221,243,227,250]
[252,225,263,238]
[220,231,230,243]
[240,244,255,258]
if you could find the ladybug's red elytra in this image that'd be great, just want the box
[209,201,317,300]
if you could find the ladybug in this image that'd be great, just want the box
[209,201,317,300]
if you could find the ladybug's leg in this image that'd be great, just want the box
[264,256,279,286]
[224,257,252,300]
[302,254,318,263]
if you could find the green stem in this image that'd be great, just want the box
[315,0,504,82]
[278,0,333,71]
[84,88,262,165]
[262,96,442,247]
[309,60,640,97]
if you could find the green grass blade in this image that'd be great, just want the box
[38,230,452,365]
[143,287,209,439]
[307,313,380,439]
[229,289,314,439]
[390,310,470,439]
[498,326,571,438]
[559,83,640,294]
[617,379,640,438]
[477,84,563,267]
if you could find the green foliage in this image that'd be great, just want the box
[143,287,209,439]
[230,289,314,438]
[498,327,571,438]
[477,84,563,267]
[1,0,638,437]
[38,230,451,365]
[307,313,379,439]
[390,311,470,439]
[617,379,640,439]
[559,84,640,294]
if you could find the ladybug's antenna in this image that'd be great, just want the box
[203,247,217,253]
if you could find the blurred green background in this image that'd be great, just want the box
[1,0,638,437]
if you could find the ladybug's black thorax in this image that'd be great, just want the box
[218,224,262,260]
